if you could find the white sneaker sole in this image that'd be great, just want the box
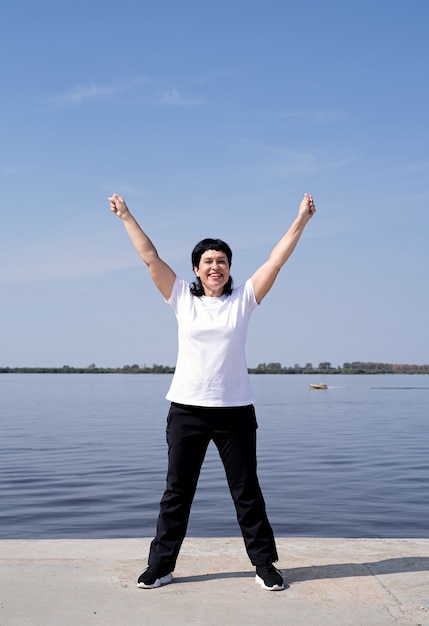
[137,572,173,589]
[255,574,284,591]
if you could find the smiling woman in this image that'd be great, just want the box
[190,238,233,297]
[108,191,315,591]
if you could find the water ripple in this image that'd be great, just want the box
[1,373,429,538]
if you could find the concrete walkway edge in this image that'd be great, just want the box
[1,537,429,625]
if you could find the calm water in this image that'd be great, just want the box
[1,374,428,539]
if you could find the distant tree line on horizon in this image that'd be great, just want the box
[250,361,429,374]
[1,361,429,374]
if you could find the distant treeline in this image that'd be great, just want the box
[0,364,175,374]
[1,362,429,374]
[249,362,429,374]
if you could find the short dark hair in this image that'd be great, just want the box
[190,238,233,296]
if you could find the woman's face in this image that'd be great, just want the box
[194,249,231,297]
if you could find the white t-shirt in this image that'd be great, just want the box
[165,277,259,407]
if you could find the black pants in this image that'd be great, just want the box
[148,402,278,570]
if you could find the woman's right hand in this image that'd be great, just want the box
[108,193,130,219]
[298,193,316,220]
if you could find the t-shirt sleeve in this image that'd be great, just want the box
[244,278,259,311]
[166,276,189,310]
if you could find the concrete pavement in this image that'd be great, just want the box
[1,537,429,625]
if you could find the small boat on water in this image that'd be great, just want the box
[309,383,328,389]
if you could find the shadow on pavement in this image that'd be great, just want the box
[172,557,429,586]
[287,556,429,582]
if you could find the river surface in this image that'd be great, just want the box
[1,374,428,538]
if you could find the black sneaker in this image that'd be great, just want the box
[255,564,285,591]
[137,565,173,589]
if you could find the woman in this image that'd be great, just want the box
[109,192,316,591]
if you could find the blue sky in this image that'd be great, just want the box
[1,0,428,369]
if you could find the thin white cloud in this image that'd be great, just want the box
[50,77,150,109]
[160,88,206,106]
[229,138,354,179]
[188,67,235,86]
[49,79,204,110]
[59,84,117,107]
[401,160,429,173]
[1,166,20,176]
[276,109,347,124]
[0,231,140,286]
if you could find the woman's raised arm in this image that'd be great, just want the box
[109,194,176,300]
[251,194,316,304]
